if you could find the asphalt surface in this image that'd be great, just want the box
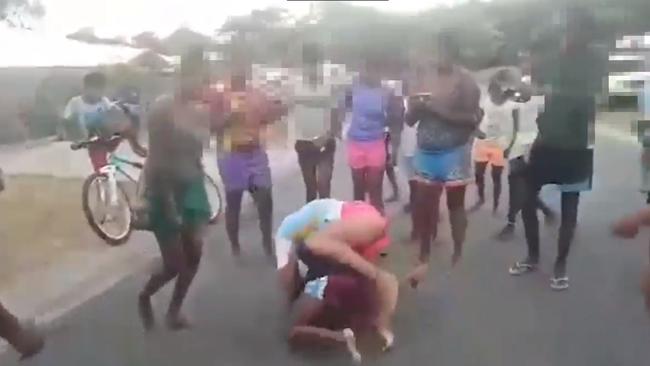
[3,125,650,365]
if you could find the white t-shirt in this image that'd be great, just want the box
[479,98,519,149]
[274,199,344,274]
[63,96,115,137]
[401,122,418,157]
[510,95,544,159]
[288,81,340,141]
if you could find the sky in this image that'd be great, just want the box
[38,0,451,38]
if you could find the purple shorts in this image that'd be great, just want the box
[217,148,272,192]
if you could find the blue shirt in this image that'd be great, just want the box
[347,84,389,142]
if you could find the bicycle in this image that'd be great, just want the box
[71,136,223,246]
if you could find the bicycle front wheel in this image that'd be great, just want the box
[204,175,223,225]
[82,173,133,246]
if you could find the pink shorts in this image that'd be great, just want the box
[341,201,389,261]
[347,140,386,170]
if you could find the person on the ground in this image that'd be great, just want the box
[346,54,399,214]
[64,71,147,172]
[288,43,342,203]
[495,65,556,241]
[0,168,45,359]
[612,208,650,313]
[404,31,482,286]
[137,48,213,331]
[470,69,518,214]
[509,7,605,291]
[210,57,287,258]
[275,199,397,363]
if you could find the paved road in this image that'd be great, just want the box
[3,124,650,365]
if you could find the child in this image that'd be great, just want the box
[495,74,556,240]
[471,69,519,213]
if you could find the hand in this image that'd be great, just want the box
[503,148,511,159]
[612,216,640,239]
[134,146,148,158]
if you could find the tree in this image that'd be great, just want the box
[132,31,167,54]
[1,0,44,28]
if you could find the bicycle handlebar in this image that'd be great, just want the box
[70,134,121,151]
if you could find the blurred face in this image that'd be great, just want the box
[179,72,204,101]
[361,60,381,85]
[438,42,457,69]
[83,85,105,103]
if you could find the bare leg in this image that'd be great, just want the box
[251,186,274,258]
[166,223,206,330]
[289,296,361,362]
[351,168,366,202]
[225,189,244,256]
[0,301,44,358]
[408,180,418,240]
[138,233,183,331]
[385,164,400,202]
[447,185,467,267]
[471,161,487,210]
[374,271,399,351]
[491,165,504,213]
[366,167,385,214]
[407,181,443,287]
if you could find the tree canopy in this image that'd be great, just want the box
[0,0,44,27]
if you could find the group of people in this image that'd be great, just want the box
[5,5,650,363]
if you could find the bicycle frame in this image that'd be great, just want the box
[97,154,142,207]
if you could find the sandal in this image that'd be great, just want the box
[550,276,570,291]
[509,261,537,276]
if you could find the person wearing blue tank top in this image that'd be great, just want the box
[345,55,401,213]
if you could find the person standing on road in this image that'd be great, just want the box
[509,7,605,291]
[346,53,398,214]
[0,168,45,359]
[288,43,342,203]
[404,31,482,287]
[210,52,287,258]
[138,48,213,331]
[495,64,556,241]
[383,80,406,203]
[470,69,518,214]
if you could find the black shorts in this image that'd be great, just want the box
[527,145,593,187]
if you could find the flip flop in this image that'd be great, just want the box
[509,261,537,276]
[550,276,570,291]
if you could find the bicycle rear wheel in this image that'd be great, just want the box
[204,175,223,225]
[82,173,133,246]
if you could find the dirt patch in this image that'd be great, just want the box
[0,175,104,288]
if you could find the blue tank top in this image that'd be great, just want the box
[347,84,388,142]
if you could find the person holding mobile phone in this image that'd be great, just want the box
[405,31,483,287]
